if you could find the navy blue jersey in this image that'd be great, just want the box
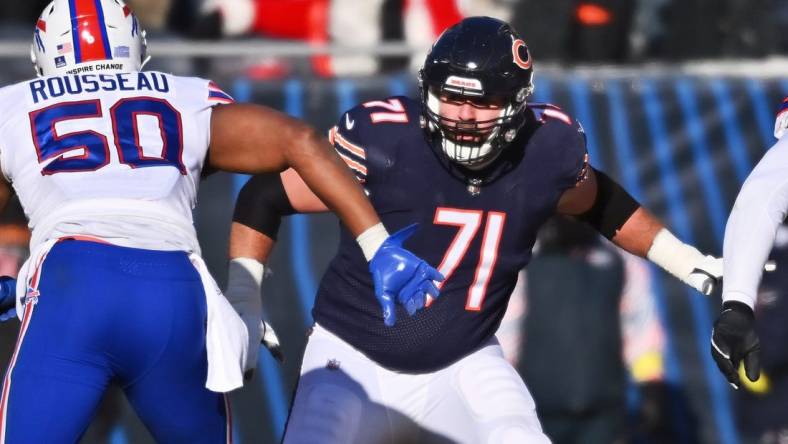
[315,96,588,372]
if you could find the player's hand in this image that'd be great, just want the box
[0,276,17,322]
[369,224,444,327]
[686,256,775,296]
[711,301,760,389]
[224,258,284,380]
[686,255,722,295]
[241,320,284,381]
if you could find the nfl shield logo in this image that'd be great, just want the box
[55,56,66,68]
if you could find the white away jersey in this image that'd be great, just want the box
[0,71,234,252]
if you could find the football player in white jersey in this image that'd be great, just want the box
[710,98,788,389]
[0,1,441,442]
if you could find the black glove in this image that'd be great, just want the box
[710,301,761,389]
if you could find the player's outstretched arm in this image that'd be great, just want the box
[224,169,326,370]
[721,135,788,309]
[212,104,443,320]
[214,106,442,370]
[558,167,721,295]
[709,134,788,389]
[209,103,375,237]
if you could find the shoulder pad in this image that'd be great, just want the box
[331,96,423,183]
[525,103,589,189]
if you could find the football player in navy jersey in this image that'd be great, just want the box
[228,17,722,444]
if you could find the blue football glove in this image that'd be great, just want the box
[0,276,17,322]
[369,224,444,327]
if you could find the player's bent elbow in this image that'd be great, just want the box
[286,127,334,163]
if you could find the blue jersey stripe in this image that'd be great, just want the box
[209,90,234,102]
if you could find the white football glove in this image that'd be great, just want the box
[647,229,722,295]
[686,255,723,296]
[225,258,284,379]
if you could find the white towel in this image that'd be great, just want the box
[189,253,249,392]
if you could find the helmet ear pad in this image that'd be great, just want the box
[419,17,534,168]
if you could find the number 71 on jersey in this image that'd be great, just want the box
[429,207,506,311]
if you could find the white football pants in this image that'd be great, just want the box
[283,324,551,444]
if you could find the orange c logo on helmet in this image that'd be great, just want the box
[512,39,531,70]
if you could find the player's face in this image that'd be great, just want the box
[437,93,506,143]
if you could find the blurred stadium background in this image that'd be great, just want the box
[1,0,788,443]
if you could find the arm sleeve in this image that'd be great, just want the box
[723,134,788,308]
[577,169,640,239]
[232,173,296,240]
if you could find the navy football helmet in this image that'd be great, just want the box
[419,17,534,169]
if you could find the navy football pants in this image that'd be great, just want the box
[0,240,230,443]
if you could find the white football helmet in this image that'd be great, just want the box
[31,0,149,77]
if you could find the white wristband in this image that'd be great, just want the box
[646,228,705,282]
[356,222,389,262]
[226,257,265,304]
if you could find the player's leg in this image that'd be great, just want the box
[0,243,113,443]
[418,338,551,444]
[117,250,229,444]
[123,356,229,444]
[283,324,395,444]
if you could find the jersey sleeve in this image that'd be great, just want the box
[328,108,369,184]
[206,80,235,106]
[544,108,590,190]
[329,96,419,185]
